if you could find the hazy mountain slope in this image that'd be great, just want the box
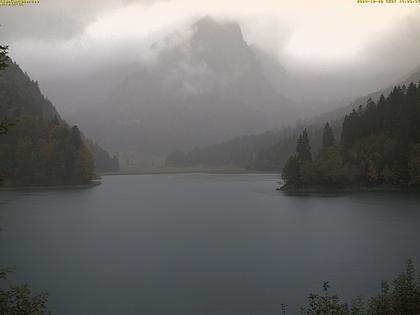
[86,140,119,173]
[167,64,420,171]
[165,120,341,171]
[69,17,298,155]
[314,65,420,124]
[166,129,285,168]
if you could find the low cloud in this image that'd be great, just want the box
[0,0,168,42]
[0,0,117,42]
[358,14,420,81]
[1,0,420,106]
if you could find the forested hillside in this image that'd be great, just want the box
[0,60,97,186]
[282,83,420,190]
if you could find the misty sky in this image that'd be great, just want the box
[1,0,420,104]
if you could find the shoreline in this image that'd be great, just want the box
[278,184,420,194]
[0,171,277,191]
[0,180,102,191]
[99,169,278,176]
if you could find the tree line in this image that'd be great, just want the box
[282,83,420,190]
[0,118,94,186]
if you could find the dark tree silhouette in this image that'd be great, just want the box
[0,45,8,70]
[296,129,312,163]
[322,122,336,147]
[281,155,301,186]
[0,44,10,135]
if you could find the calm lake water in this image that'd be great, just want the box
[1,174,420,314]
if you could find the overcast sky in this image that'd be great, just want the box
[1,0,420,102]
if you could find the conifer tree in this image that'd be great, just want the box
[296,129,312,162]
[282,155,301,186]
[322,123,336,147]
[0,44,9,136]
[0,45,8,71]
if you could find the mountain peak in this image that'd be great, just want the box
[67,17,297,154]
[188,16,255,75]
[193,16,243,39]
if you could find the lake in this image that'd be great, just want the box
[1,174,420,314]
